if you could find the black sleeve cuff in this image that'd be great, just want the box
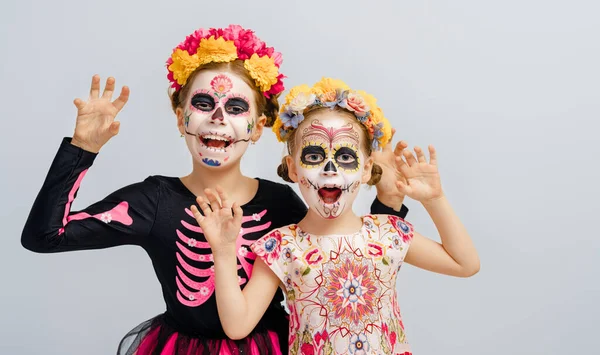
[60,137,98,165]
[370,197,409,218]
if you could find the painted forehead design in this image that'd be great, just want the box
[300,120,360,147]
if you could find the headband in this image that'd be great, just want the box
[166,25,285,98]
[273,78,392,150]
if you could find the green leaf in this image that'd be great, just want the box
[302,267,311,276]
[382,257,389,265]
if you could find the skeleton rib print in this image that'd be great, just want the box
[175,208,271,307]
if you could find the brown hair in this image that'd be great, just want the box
[277,106,382,185]
[169,60,280,127]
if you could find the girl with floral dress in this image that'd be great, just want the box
[191,78,480,354]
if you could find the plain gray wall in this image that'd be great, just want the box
[1,0,598,354]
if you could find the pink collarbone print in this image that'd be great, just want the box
[175,208,271,307]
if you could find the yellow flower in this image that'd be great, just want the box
[244,54,279,92]
[168,49,201,86]
[311,77,350,95]
[196,36,238,65]
[379,116,393,147]
[284,84,312,105]
[272,116,286,142]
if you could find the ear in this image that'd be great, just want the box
[285,154,299,183]
[361,155,374,184]
[175,107,185,136]
[250,114,268,143]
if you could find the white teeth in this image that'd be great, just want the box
[202,135,230,142]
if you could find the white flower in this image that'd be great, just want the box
[188,294,195,301]
[187,238,197,248]
[238,246,248,257]
[199,287,210,296]
[252,213,261,221]
[288,92,316,112]
[100,213,112,223]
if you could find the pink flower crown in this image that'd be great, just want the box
[166,25,285,98]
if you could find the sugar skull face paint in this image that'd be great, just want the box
[294,115,365,219]
[181,71,256,168]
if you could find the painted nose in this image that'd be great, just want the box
[322,161,338,176]
[211,107,224,123]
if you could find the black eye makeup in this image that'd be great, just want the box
[334,146,359,170]
[301,146,326,166]
[190,93,215,112]
[224,97,250,115]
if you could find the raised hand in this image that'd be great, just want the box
[71,75,130,153]
[372,128,409,209]
[190,186,243,254]
[396,145,444,203]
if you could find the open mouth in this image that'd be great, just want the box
[199,134,234,151]
[318,186,342,205]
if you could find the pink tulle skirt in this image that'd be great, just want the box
[118,314,282,355]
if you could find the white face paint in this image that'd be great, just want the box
[294,115,365,219]
[181,70,257,168]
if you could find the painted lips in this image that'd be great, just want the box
[199,134,233,150]
[318,187,342,204]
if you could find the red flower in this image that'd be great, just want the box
[301,343,314,355]
[367,242,384,258]
[390,331,397,346]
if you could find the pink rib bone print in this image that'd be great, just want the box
[59,170,133,235]
[176,208,271,307]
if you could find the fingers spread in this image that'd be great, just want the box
[113,86,130,112]
[196,196,212,216]
[190,205,204,223]
[89,75,101,99]
[215,185,231,209]
[428,145,437,165]
[394,140,408,156]
[414,146,426,163]
[73,98,86,110]
[403,149,418,166]
[102,77,116,99]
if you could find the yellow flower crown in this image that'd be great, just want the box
[272,78,392,150]
[166,25,284,98]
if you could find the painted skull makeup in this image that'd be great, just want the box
[295,117,365,219]
[182,71,257,167]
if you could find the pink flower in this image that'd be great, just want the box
[252,230,282,265]
[367,242,384,258]
[210,74,233,94]
[222,24,244,41]
[263,74,285,98]
[235,29,265,60]
[208,27,224,38]
[305,248,324,265]
[300,343,314,355]
[272,51,283,67]
[390,331,397,346]
[345,92,370,116]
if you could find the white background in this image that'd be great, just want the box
[1,0,598,354]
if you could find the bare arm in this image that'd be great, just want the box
[212,249,281,339]
[405,196,480,277]
[396,145,480,277]
[190,187,282,340]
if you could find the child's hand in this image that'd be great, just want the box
[372,129,409,209]
[396,145,444,203]
[71,75,130,153]
[190,186,243,254]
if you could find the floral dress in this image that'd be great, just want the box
[251,214,414,355]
